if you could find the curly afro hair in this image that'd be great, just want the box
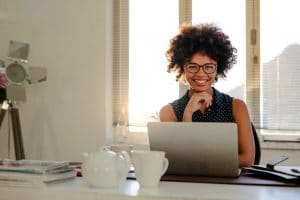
[165,23,237,82]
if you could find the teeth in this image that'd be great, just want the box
[195,80,207,84]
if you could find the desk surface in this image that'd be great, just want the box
[1,177,300,200]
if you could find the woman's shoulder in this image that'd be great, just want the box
[160,104,173,113]
[160,91,190,121]
[159,104,177,121]
[233,97,247,107]
[232,97,249,115]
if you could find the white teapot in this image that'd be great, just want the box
[82,146,131,187]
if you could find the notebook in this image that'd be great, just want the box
[147,122,240,178]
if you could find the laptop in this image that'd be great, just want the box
[147,122,240,177]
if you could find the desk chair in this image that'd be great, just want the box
[251,123,261,165]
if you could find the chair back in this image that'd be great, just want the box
[251,123,261,165]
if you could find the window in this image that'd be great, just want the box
[129,0,179,126]
[113,0,300,142]
[261,0,300,130]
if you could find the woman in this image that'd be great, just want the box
[159,23,255,167]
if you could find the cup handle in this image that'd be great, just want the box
[160,158,169,176]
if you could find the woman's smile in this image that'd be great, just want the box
[193,77,210,85]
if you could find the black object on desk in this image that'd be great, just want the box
[266,155,288,170]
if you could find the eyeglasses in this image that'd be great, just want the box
[184,62,217,74]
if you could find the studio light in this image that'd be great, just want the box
[0,40,47,160]
[0,40,47,102]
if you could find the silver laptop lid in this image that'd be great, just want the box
[147,122,239,177]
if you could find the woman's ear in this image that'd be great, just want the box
[178,72,186,84]
[215,76,218,82]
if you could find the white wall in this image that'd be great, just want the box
[0,0,112,161]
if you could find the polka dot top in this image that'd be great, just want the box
[170,87,234,122]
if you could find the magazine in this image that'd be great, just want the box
[0,159,76,187]
[0,159,69,174]
[0,169,76,187]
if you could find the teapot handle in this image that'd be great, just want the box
[118,151,131,173]
[100,146,111,151]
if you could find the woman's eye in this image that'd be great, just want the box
[204,65,215,70]
[188,65,198,70]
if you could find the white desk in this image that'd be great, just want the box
[1,177,300,200]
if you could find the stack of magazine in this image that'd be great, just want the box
[0,159,77,187]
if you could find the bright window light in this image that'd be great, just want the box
[129,0,179,126]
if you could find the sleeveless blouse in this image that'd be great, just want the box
[170,87,234,122]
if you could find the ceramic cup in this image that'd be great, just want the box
[131,150,168,187]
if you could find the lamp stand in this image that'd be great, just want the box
[0,102,25,160]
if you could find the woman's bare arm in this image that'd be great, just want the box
[232,98,255,167]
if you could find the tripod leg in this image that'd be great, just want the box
[0,108,6,129]
[10,108,25,160]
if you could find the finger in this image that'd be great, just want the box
[198,99,205,104]
[198,96,210,104]
[198,99,209,110]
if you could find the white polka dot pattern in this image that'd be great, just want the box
[170,87,234,122]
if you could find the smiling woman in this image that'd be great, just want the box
[159,23,255,167]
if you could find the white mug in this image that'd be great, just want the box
[131,150,168,187]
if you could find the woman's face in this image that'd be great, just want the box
[184,52,217,93]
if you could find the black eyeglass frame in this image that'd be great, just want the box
[184,62,217,74]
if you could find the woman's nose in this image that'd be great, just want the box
[195,66,206,74]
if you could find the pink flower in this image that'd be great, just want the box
[0,73,7,88]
